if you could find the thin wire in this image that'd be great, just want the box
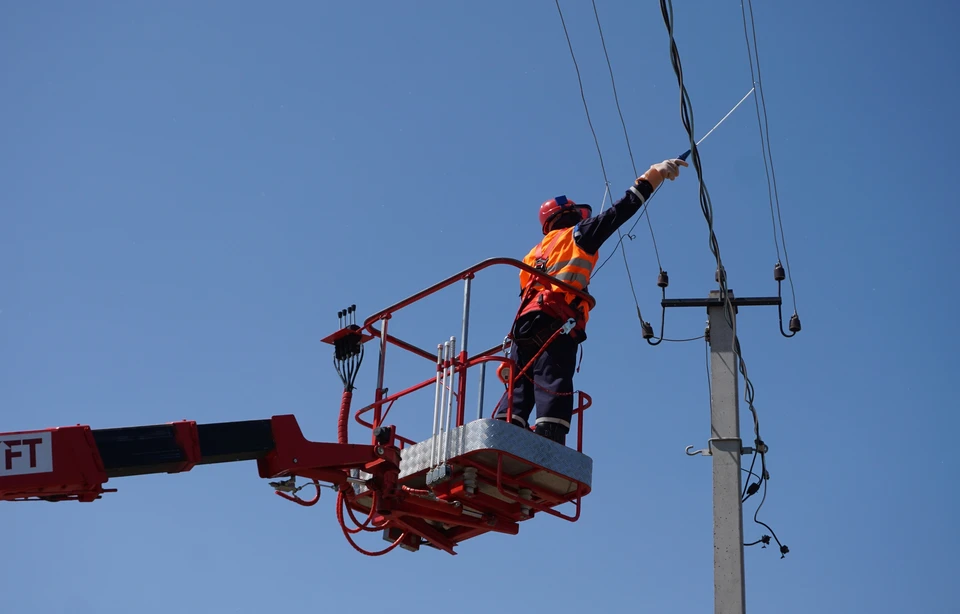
[751,462,787,557]
[593,87,750,280]
[597,182,612,213]
[591,0,662,272]
[658,334,705,343]
[654,0,792,543]
[704,338,711,406]
[555,0,609,186]
[660,0,759,428]
[554,0,647,324]
[697,87,755,146]
[740,0,797,313]
[660,0,774,524]
[592,184,661,277]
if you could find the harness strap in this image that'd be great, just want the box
[534,228,571,272]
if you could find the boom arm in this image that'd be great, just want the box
[0,415,391,503]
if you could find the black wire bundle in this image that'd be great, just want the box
[659,0,787,558]
[334,306,364,392]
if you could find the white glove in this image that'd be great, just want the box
[640,158,689,189]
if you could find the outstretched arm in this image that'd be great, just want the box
[573,159,687,255]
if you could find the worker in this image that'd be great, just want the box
[493,158,689,445]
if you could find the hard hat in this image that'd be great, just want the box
[538,195,592,235]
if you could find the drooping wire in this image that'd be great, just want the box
[591,0,663,272]
[554,0,609,191]
[659,0,786,556]
[750,453,788,558]
[553,0,647,324]
[592,184,661,277]
[704,337,712,406]
[739,0,797,314]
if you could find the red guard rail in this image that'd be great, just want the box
[350,258,594,453]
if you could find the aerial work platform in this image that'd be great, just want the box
[1,258,596,556]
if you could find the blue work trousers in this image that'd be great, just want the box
[494,313,580,430]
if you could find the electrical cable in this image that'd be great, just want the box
[659,0,759,460]
[554,0,649,326]
[591,0,663,272]
[659,0,786,557]
[739,0,798,314]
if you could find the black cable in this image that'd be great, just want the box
[704,337,712,405]
[660,0,786,556]
[741,448,760,502]
[553,0,648,325]
[659,0,760,428]
[592,183,663,277]
[554,0,609,190]
[591,0,663,271]
[739,0,797,313]
[749,456,788,558]
[660,335,705,343]
[741,465,761,483]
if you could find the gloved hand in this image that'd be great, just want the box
[638,158,689,190]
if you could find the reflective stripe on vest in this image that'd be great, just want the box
[519,228,599,323]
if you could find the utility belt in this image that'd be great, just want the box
[515,288,587,343]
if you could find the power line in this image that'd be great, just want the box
[590,0,663,272]
[553,0,648,325]
[739,0,798,313]
[659,0,786,558]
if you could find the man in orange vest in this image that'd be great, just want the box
[494,158,688,445]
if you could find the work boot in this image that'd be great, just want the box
[494,414,528,429]
[534,422,568,445]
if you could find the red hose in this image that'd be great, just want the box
[336,491,407,556]
[338,389,353,444]
[274,480,322,507]
[342,491,381,534]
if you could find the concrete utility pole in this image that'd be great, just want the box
[664,289,783,614]
[707,290,746,613]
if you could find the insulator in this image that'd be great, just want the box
[788,312,801,333]
[657,270,670,288]
[641,321,654,340]
[715,266,726,284]
[463,467,478,494]
[774,262,785,281]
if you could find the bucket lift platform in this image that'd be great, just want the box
[0,259,596,557]
[333,258,597,553]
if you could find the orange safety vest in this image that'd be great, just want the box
[518,227,599,327]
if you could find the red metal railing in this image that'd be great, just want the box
[350,258,594,453]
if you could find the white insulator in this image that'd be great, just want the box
[518,488,533,517]
[463,467,478,494]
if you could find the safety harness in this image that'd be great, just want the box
[497,227,592,394]
[516,228,590,338]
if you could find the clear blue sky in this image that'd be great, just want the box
[2,1,957,612]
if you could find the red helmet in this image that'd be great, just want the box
[539,195,592,234]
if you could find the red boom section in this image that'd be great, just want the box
[0,416,386,503]
[0,425,111,502]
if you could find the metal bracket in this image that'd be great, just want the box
[685,437,752,457]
